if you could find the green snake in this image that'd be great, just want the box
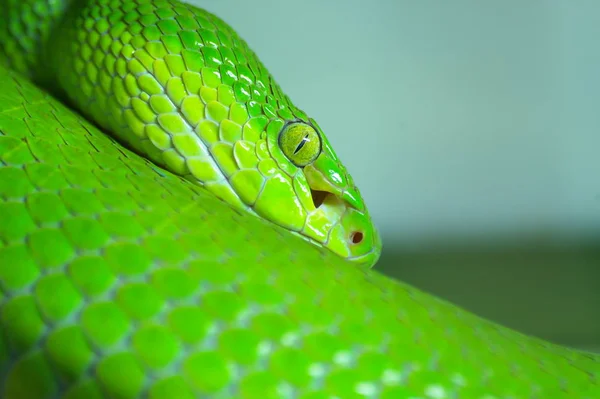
[0,0,597,398]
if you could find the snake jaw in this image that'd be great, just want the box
[303,152,378,263]
[306,187,367,246]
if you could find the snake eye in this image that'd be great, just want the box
[279,122,321,167]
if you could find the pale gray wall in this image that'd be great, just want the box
[190,0,600,248]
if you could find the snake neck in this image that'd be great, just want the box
[0,0,75,86]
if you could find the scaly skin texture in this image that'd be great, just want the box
[0,0,381,266]
[0,1,598,398]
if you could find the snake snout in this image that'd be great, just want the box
[309,188,365,245]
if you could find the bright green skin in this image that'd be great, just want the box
[0,1,598,398]
[0,0,381,267]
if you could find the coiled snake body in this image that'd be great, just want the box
[0,0,597,398]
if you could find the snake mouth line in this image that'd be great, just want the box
[309,188,364,245]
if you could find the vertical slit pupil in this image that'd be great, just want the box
[294,134,310,154]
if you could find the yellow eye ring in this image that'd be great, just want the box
[278,122,322,167]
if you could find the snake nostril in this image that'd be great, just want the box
[350,231,363,244]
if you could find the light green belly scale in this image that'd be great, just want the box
[0,0,598,398]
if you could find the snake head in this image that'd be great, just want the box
[36,0,381,266]
[261,118,381,267]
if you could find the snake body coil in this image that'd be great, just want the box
[0,0,598,398]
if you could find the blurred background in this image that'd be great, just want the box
[193,0,600,351]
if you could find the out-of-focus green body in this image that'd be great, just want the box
[0,0,598,398]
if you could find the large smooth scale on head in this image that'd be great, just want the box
[38,0,381,266]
